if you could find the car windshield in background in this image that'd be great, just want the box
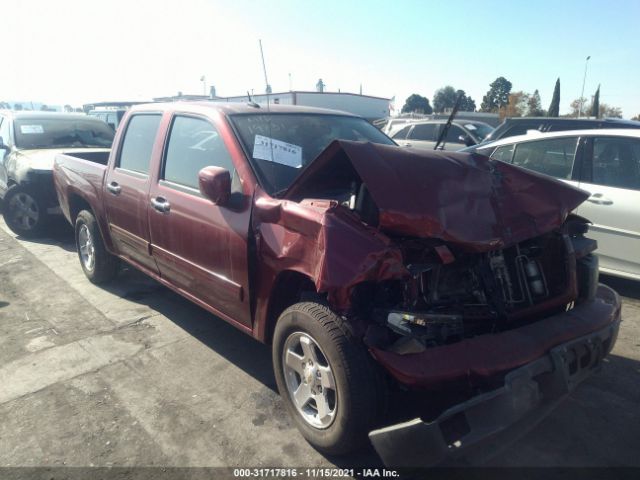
[463,122,494,141]
[14,118,115,149]
[229,113,395,195]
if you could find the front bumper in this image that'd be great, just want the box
[369,285,621,467]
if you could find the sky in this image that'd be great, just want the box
[2,0,639,117]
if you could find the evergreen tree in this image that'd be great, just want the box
[527,90,545,116]
[548,78,561,117]
[480,77,512,112]
[590,85,600,118]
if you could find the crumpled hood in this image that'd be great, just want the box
[284,140,589,251]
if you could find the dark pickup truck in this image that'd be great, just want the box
[53,102,621,466]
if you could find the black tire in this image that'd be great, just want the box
[2,184,49,238]
[273,302,386,455]
[75,209,118,284]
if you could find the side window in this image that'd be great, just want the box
[490,144,515,162]
[163,116,235,190]
[409,124,437,141]
[118,114,162,174]
[512,137,579,179]
[391,125,411,140]
[591,137,640,191]
[445,125,466,144]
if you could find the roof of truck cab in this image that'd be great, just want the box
[129,101,358,117]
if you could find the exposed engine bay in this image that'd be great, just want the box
[354,230,586,353]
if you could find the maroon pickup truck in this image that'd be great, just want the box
[53,102,621,466]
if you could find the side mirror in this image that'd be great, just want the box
[459,135,475,147]
[198,166,231,205]
[0,137,9,150]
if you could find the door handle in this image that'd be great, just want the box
[151,197,171,213]
[586,193,613,205]
[107,181,121,195]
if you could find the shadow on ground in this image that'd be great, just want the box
[14,224,640,468]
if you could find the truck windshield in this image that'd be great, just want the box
[14,118,115,149]
[229,113,395,195]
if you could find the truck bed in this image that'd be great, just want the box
[53,151,111,226]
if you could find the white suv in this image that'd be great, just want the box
[469,129,640,281]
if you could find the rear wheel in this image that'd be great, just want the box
[2,185,48,238]
[273,302,386,455]
[75,210,118,283]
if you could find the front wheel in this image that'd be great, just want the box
[273,302,386,455]
[75,210,118,284]
[2,185,48,238]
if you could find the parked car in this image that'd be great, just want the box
[389,119,494,151]
[465,129,640,281]
[481,116,640,144]
[88,108,127,131]
[0,111,114,236]
[54,102,620,466]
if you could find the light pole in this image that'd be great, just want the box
[200,75,206,96]
[578,56,591,118]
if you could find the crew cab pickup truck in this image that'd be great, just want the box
[0,111,114,237]
[53,102,621,466]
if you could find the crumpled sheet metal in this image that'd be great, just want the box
[285,140,590,252]
[254,194,407,311]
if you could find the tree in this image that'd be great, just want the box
[632,114,640,121]
[548,78,560,117]
[433,86,476,112]
[63,104,73,113]
[432,86,457,113]
[480,76,512,112]
[568,97,588,117]
[401,94,433,114]
[456,90,476,112]
[590,85,600,118]
[501,91,529,118]
[0,101,10,109]
[599,103,622,118]
[527,90,545,116]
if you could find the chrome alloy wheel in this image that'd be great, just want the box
[78,224,95,271]
[8,192,39,230]
[283,332,337,429]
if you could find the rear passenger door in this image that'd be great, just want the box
[104,113,162,275]
[148,114,253,327]
[577,136,640,278]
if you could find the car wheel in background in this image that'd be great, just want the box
[75,209,118,284]
[2,184,48,238]
[272,302,386,455]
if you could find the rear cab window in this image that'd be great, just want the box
[117,114,162,175]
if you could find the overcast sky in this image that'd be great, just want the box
[2,0,639,117]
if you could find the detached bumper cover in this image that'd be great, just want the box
[369,285,621,467]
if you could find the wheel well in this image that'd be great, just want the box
[68,194,92,222]
[265,270,318,344]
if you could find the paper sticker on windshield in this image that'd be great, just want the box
[20,125,44,134]
[253,135,302,168]
[464,124,477,131]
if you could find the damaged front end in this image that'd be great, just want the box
[259,140,621,466]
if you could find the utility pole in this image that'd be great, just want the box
[578,56,591,118]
